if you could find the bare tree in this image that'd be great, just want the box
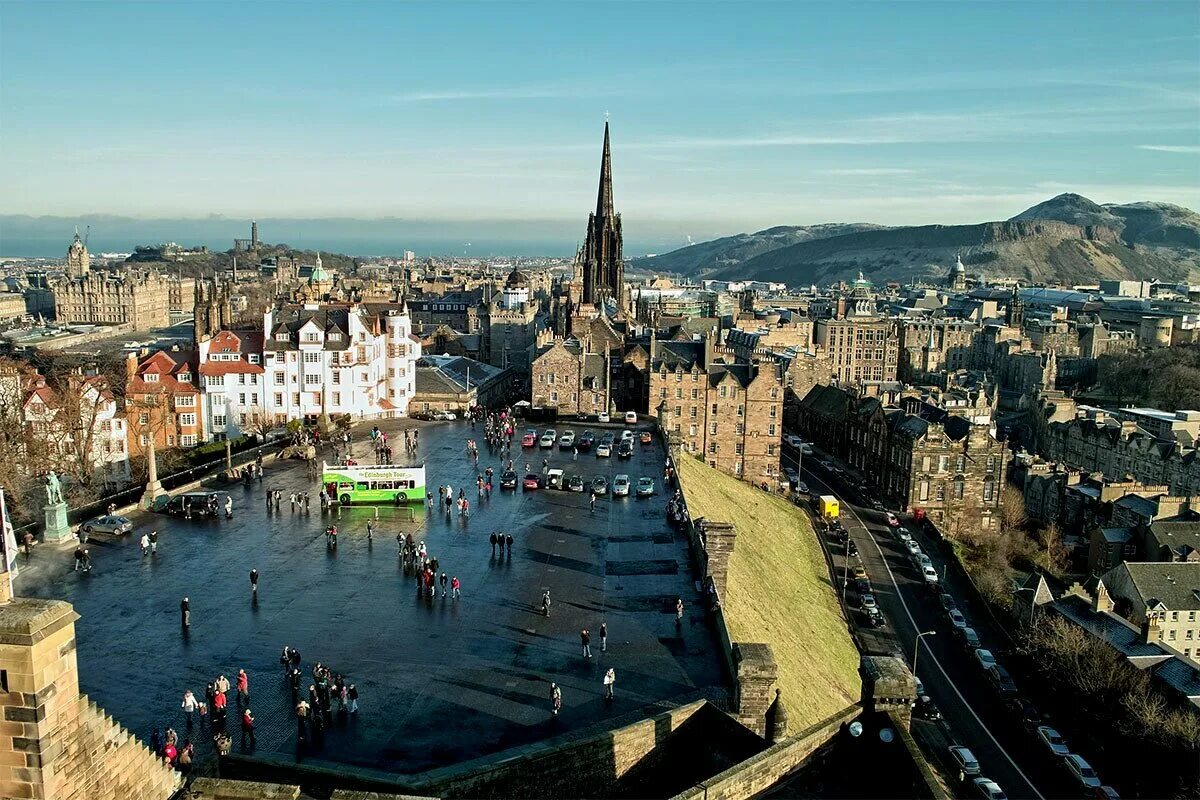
[999,484,1028,533]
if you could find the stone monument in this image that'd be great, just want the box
[42,471,72,542]
[141,436,165,510]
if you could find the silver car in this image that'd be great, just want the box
[80,515,133,535]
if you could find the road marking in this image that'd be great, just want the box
[807,470,1045,800]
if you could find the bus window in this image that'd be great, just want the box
[339,483,354,491]
[356,482,369,491]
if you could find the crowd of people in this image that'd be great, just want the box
[281,647,360,748]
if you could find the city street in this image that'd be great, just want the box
[14,419,723,776]
[783,441,1079,800]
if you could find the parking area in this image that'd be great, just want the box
[14,419,724,776]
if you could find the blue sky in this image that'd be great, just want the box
[2,0,1198,240]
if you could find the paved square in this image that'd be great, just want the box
[15,420,724,774]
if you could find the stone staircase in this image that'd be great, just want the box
[53,695,182,800]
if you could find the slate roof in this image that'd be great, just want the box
[1115,562,1200,611]
[652,340,704,370]
[1114,494,1163,521]
[799,384,852,422]
[266,307,354,352]
[1147,521,1200,561]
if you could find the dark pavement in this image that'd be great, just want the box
[15,420,723,775]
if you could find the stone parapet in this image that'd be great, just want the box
[733,642,778,737]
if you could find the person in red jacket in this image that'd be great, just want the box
[213,689,227,729]
[236,669,249,707]
[240,707,255,750]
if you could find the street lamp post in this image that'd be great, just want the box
[912,630,936,685]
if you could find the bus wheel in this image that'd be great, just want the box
[339,494,351,505]
[395,493,405,505]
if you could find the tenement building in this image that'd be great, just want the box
[651,332,785,482]
[530,338,611,416]
[813,276,899,386]
[798,384,1006,533]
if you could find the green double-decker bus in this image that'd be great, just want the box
[321,462,426,506]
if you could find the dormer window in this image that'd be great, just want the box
[275,332,289,342]
[248,354,260,364]
[144,373,159,383]
[178,372,191,382]
[303,332,320,343]
[328,332,342,342]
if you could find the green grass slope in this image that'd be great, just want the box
[678,456,860,727]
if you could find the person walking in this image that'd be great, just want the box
[74,547,86,571]
[295,699,309,740]
[600,621,608,652]
[451,576,461,599]
[541,590,551,617]
[675,598,685,629]
[550,683,562,716]
[506,533,513,554]
[604,668,616,701]
[572,446,578,461]
[581,629,592,659]
[181,690,198,729]
[149,530,158,553]
[224,496,233,519]
[289,492,296,512]
[366,519,374,541]
[240,707,256,750]
[140,532,150,556]
[236,669,250,707]
[180,597,190,628]
[249,568,259,596]
[590,493,596,513]
[347,684,359,714]
[439,572,448,595]
[489,532,497,555]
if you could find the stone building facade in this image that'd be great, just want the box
[898,319,980,384]
[530,338,610,415]
[125,348,205,455]
[652,335,785,482]
[814,315,899,385]
[484,270,539,372]
[52,231,176,330]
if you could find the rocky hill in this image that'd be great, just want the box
[638,194,1200,286]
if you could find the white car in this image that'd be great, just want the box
[613,474,631,497]
[1036,726,1070,757]
[624,411,637,424]
[905,539,921,556]
[540,429,557,448]
[1064,754,1102,789]
[596,442,612,457]
[971,777,1007,800]
[974,648,997,671]
[796,481,809,495]
[922,565,939,584]
[598,411,611,423]
[559,431,576,449]
[620,429,634,442]
[948,609,968,630]
[799,443,813,455]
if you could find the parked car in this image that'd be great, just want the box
[948,609,968,631]
[861,608,886,629]
[596,442,612,458]
[1093,787,1120,800]
[853,576,872,594]
[971,777,1008,800]
[500,470,519,490]
[624,411,637,424]
[974,648,998,671]
[896,527,912,543]
[956,626,982,649]
[163,492,222,519]
[591,476,609,495]
[597,411,611,423]
[559,431,576,449]
[860,593,877,612]
[1064,754,1102,790]
[948,745,980,777]
[906,539,922,556]
[914,694,941,721]
[617,441,634,459]
[1005,698,1043,732]
[1036,726,1070,757]
[846,540,858,557]
[521,430,537,447]
[578,430,596,451]
[922,565,939,585]
[568,474,585,492]
[885,512,900,526]
[636,477,655,497]
[80,515,133,535]
[523,474,542,490]
[639,431,653,444]
[540,429,557,448]
[796,481,809,494]
[987,664,1018,696]
[620,429,634,442]
[940,594,959,615]
[613,474,631,497]
[852,565,868,580]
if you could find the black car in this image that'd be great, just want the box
[914,695,941,721]
[499,470,519,490]
[1004,697,1042,732]
[617,441,633,459]
[578,430,596,451]
[861,608,886,629]
[988,664,1019,697]
[846,540,858,557]
[163,492,222,519]
[567,474,585,492]
[852,576,872,594]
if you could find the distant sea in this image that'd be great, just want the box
[0,215,683,260]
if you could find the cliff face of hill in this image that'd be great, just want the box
[638,194,1200,286]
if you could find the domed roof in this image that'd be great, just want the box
[506,268,531,289]
[951,255,966,274]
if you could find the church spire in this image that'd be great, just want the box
[596,120,614,220]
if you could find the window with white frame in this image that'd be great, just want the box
[179,413,197,426]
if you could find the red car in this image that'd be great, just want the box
[521,430,537,447]
[885,512,900,527]
[523,474,542,490]
[639,431,653,444]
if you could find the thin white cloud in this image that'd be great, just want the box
[821,168,918,176]
[1137,145,1200,154]
[387,86,579,102]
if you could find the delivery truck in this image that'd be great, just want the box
[819,495,840,521]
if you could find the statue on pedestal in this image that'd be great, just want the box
[44,471,63,506]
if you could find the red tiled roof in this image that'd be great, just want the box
[199,360,265,376]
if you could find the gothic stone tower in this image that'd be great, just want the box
[66,229,90,279]
[579,122,624,307]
